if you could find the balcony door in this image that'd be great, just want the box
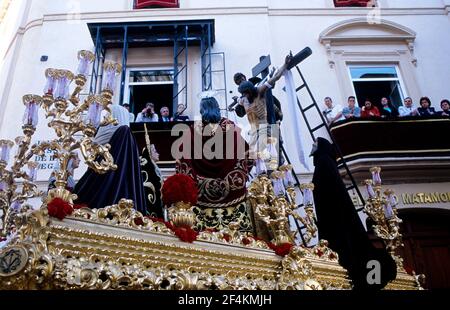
[124,68,174,122]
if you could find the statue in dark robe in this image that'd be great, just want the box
[311,137,397,290]
[74,105,147,214]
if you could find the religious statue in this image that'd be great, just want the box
[176,97,254,232]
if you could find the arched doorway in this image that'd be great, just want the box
[397,209,450,289]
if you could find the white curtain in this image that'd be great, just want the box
[283,70,310,171]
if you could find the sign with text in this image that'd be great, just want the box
[134,0,179,9]
[33,141,57,171]
[401,192,450,205]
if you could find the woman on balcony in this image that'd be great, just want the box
[380,97,399,118]
[360,99,380,118]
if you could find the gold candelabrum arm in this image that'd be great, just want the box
[248,170,318,247]
[79,138,117,174]
[0,51,122,237]
[363,168,404,268]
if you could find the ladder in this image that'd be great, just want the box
[288,51,366,213]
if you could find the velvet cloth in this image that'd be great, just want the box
[312,137,397,290]
[177,118,253,208]
[74,126,147,214]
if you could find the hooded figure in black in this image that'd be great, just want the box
[311,137,397,290]
[74,105,147,215]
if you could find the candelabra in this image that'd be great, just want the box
[0,50,122,237]
[363,167,404,267]
[247,164,317,246]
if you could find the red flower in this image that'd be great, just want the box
[222,233,231,242]
[172,225,198,243]
[329,252,337,260]
[164,221,175,231]
[134,217,144,226]
[242,237,252,245]
[268,242,293,257]
[161,174,198,206]
[316,249,323,257]
[47,198,74,220]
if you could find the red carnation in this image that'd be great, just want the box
[222,233,231,242]
[268,242,293,257]
[161,174,198,206]
[134,217,144,226]
[47,198,74,220]
[242,237,252,245]
[172,225,198,243]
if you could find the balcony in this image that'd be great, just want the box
[331,116,450,183]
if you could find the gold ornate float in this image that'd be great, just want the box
[0,51,421,290]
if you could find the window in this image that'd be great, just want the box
[349,65,406,109]
[125,68,175,120]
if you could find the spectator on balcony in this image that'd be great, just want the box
[171,104,190,121]
[398,97,419,117]
[417,97,436,116]
[136,102,158,122]
[122,103,135,123]
[342,96,361,119]
[322,97,344,124]
[159,106,171,122]
[380,97,398,118]
[438,99,450,117]
[361,99,380,118]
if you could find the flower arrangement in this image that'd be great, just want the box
[47,198,74,220]
[47,198,86,220]
[161,174,198,206]
[268,242,294,257]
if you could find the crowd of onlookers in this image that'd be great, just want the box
[124,102,190,123]
[322,96,450,125]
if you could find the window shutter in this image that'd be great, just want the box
[334,0,373,7]
[134,0,179,9]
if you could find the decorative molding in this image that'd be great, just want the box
[318,18,420,99]
[269,8,447,16]
[319,18,418,68]
[319,18,417,43]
